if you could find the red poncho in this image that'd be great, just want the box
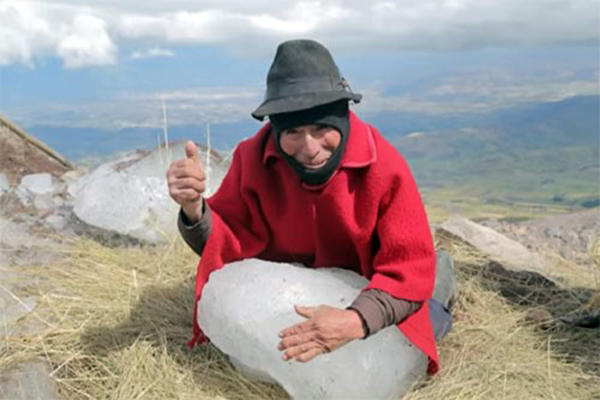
[190,111,439,374]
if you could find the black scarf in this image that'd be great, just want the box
[269,101,350,186]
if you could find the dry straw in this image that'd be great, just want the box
[1,235,599,399]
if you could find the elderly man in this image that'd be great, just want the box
[167,39,455,375]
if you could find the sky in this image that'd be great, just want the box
[0,0,598,131]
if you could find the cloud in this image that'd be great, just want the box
[0,0,598,67]
[130,47,175,60]
[56,14,116,68]
[0,2,116,67]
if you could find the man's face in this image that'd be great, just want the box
[279,124,341,169]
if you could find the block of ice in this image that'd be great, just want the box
[198,259,428,400]
[73,142,228,243]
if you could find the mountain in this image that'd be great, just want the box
[27,120,261,161]
[390,95,599,216]
[24,95,598,163]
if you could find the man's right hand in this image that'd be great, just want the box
[167,140,206,224]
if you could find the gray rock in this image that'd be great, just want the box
[33,194,57,211]
[44,214,68,232]
[16,174,55,205]
[0,284,37,331]
[0,361,59,400]
[0,173,9,195]
[440,215,553,280]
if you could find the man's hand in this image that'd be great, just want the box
[277,305,366,363]
[167,141,206,223]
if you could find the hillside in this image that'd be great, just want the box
[392,96,599,222]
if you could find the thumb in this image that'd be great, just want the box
[185,140,200,162]
[295,305,315,319]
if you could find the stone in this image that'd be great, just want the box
[523,308,556,330]
[0,360,59,400]
[72,142,228,244]
[16,173,55,205]
[0,284,37,331]
[0,173,9,195]
[560,310,600,329]
[439,215,553,280]
[198,259,428,400]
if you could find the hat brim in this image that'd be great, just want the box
[251,91,362,121]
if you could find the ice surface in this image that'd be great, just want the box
[198,259,428,399]
[73,142,228,243]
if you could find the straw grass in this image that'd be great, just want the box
[1,236,599,399]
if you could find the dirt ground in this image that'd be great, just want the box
[0,121,71,185]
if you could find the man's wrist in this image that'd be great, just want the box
[182,199,204,224]
[346,309,367,339]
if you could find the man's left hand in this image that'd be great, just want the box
[277,305,366,362]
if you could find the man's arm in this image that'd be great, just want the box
[178,200,212,256]
[348,290,421,338]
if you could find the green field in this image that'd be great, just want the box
[408,145,599,223]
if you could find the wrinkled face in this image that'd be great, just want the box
[279,124,341,169]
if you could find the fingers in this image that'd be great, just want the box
[167,157,206,206]
[169,177,206,193]
[279,319,313,338]
[296,348,326,363]
[168,160,205,180]
[294,305,315,319]
[282,341,324,362]
[171,188,202,203]
[278,331,314,350]
[185,140,201,162]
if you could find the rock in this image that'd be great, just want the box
[523,308,555,329]
[72,142,228,244]
[43,214,68,232]
[439,215,553,280]
[0,360,59,400]
[0,173,9,195]
[16,173,55,205]
[480,209,600,267]
[198,259,428,400]
[0,281,37,331]
[33,194,57,211]
[560,310,600,329]
[0,216,60,266]
[0,216,38,248]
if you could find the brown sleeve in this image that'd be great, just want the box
[348,289,422,338]
[177,200,212,256]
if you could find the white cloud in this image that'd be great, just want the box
[0,2,56,66]
[0,0,598,67]
[0,2,116,67]
[56,14,116,68]
[130,47,175,60]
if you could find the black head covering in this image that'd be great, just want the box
[269,100,349,186]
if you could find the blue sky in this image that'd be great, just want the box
[0,0,598,131]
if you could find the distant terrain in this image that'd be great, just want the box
[26,95,599,222]
[393,95,599,222]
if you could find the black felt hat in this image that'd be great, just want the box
[251,39,362,121]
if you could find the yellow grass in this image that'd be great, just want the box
[1,236,599,399]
